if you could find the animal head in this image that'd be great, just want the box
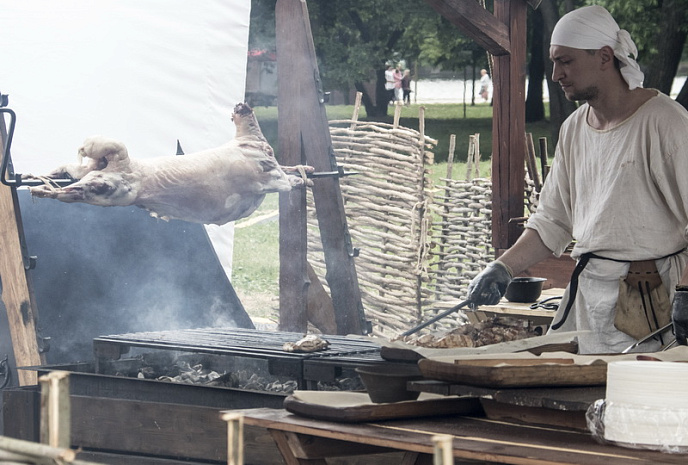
[78,136,130,171]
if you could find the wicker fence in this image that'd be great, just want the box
[305,106,521,337]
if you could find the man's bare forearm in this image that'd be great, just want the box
[496,228,555,276]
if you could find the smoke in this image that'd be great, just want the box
[17,189,252,364]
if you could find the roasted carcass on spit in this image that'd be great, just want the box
[25,103,313,225]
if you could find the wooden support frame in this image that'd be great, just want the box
[276,0,366,335]
[424,0,529,250]
[0,112,43,385]
[492,0,528,249]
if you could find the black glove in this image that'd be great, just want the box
[672,287,688,345]
[467,261,513,306]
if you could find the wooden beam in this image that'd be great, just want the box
[0,184,42,385]
[276,0,310,333]
[275,0,366,335]
[424,0,511,56]
[491,0,528,249]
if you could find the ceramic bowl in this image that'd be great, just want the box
[355,364,423,403]
[505,277,547,303]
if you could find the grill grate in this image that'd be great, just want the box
[92,327,387,389]
[94,327,380,359]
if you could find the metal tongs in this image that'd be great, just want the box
[401,299,473,337]
[621,322,677,354]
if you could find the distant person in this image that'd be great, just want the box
[479,68,491,102]
[401,69,412,105]
[384,65,395,105]
[393,64,403,104]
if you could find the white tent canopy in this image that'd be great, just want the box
[0,0,251,277]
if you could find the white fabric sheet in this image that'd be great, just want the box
[0,0,251,278]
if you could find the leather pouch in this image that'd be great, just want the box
[614,260,671,340]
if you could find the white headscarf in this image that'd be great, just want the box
[551,5,644,90]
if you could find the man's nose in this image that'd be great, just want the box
[551,63,563,82]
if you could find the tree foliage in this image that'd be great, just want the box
[249,0,688,118]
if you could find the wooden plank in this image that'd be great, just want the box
[283,393,483,423]
[480,398,587,431]
[423,0,510,56]
[491,0,528,250]
[68,395,282,464]
[0,183,43,385]
[418,357,606,388]
[276,0,309,333]
[275,0,366,335]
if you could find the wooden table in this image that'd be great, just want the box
[468,287,564,326]
[239,407,686,465]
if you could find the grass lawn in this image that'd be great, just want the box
[233,103,552,318]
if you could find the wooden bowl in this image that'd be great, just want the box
[355,365,423,404]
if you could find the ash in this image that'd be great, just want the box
[113,351,363,394]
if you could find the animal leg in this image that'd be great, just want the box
[30,171,137,206]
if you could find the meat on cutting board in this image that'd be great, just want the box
[26,103,312,225]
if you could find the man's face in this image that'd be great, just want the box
[550,45,601,102]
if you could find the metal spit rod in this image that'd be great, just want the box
[1,102,355,188]
[1,101,75,188]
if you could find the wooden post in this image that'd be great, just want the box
[432,434,453,465]
[39,371,70,448]
[423,0,529,251]
[492,0,528,250]
[276,0,309,333]
[276,0,366,335]
[222,412,244,465]
[0,113,43,386]
[539,136,550,181]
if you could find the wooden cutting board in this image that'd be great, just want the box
[418,357,607,388]
[283,391,483,423]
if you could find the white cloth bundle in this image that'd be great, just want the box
[551,5,644,90]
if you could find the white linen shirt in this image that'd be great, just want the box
[527,91,688,261]
[527,91,688,353]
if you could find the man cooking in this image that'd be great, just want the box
[467,5,688,354]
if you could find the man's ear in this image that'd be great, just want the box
[599,46,615,68]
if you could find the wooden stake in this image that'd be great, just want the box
[472,133,481,179]
[524,133,541,192]
[446,134,456,180]
[432,434,453,465]
[350,91,362,127]
[538,136,550,182]
[465,135,475,181]
[39,371,70,449]
[222,412,244,465]
[393,102,402,128]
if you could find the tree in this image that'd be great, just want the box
[525,7,546,122]
[600,0,688,109]
[251,0,688,119]
[249,0,490,117]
